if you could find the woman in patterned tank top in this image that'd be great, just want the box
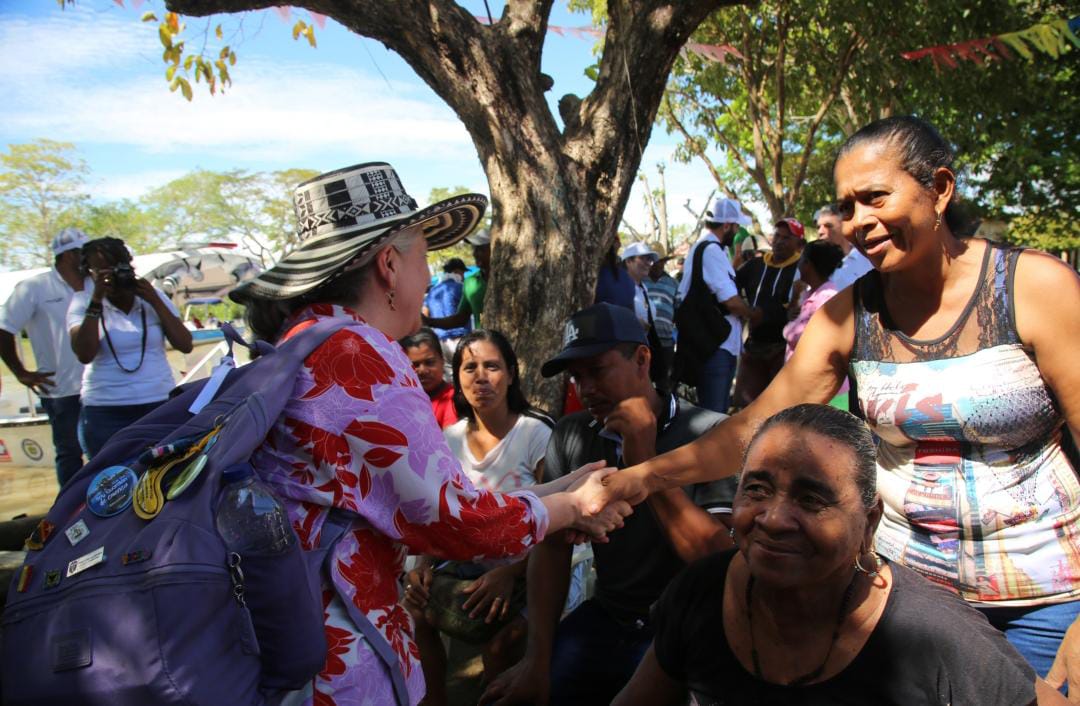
[599,116,1080,688]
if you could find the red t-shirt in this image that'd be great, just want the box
[430,383,459,429]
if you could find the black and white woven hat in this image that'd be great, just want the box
[232,162,486,301]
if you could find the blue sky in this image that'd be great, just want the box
[0,1,730,235]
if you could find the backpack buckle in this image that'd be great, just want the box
[227,552,246,607]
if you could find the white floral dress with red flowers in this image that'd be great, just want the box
[250,305,549,706]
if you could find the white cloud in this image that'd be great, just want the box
[0,4,159,81]
[2,61,473,162]
[0,2,740,228]
[0,6,475,167]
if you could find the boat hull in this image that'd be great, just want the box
[0,416,54,468]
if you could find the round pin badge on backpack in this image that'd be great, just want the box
[86,465,139,517]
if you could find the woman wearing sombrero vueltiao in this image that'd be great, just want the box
[230,163,631,706]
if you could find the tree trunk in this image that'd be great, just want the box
[167,0,740,411]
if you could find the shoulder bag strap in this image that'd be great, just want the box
[685,239,714,305]
[317,511,411,706]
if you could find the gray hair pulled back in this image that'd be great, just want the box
[745,404,878,509]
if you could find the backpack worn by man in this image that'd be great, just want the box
[2,319,356,706]
[673,240,732,387]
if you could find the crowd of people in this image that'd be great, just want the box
[2,115,1078,706]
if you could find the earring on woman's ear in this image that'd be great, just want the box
[854,549,883,577]
[728,527,736,539]
[934,211,942,231]
[387,289,397,311]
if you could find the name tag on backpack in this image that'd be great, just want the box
[66,546,105,578]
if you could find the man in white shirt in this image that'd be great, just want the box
[620,241,659,330]
[816,204,872,291]
[676,198,758,413]
[0,227,91,485]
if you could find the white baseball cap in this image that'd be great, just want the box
[620,241,659,261]
[704,198,752,226]
[50,227,90,256]
[465,228,491,246]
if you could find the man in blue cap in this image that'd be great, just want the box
[481,303,735,706]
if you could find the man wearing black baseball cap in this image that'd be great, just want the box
[483,303,736,706]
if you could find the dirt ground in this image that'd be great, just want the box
[0,465,56,520]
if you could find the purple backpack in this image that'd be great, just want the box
[2,319,361,705]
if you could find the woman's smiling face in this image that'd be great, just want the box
[833,140,943,274]
[732,424,878,589]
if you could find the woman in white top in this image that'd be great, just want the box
[405,329,553,704]
[67,237,193,458]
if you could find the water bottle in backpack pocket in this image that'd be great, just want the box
[214,463,329,695]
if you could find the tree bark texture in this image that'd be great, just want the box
[166,0,741,411]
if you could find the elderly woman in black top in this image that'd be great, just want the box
[614,404,1066,706]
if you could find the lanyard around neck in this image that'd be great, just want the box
[101,302,148,373]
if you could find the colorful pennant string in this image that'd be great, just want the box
[108,3,1077,73]
[902,17,1079,70]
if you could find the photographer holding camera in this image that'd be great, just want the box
[68,237,193,458]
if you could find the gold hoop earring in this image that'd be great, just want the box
[854,550,883,577]
[386,290,397,311]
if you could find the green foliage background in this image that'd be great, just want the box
[659,0,1079,247]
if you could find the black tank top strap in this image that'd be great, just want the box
[850,269,886,362]
[1004,244,1025,346]
[980,241,1025,348]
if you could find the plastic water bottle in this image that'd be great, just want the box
[215,463,294,555]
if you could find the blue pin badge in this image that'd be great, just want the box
[86,465,138,517]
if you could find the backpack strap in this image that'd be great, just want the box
[688,239,712,301]
[190,319,352,416]
[189,323,278,414]
[316,511,411,706]
[687,240,729,307]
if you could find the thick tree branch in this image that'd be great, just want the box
[772,8,789,211]
[665,97,757,208]
[165,0,278,12]
[788,34,864,211]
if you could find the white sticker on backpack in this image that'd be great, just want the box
[65,519,90,547]
[67,546,105,578]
